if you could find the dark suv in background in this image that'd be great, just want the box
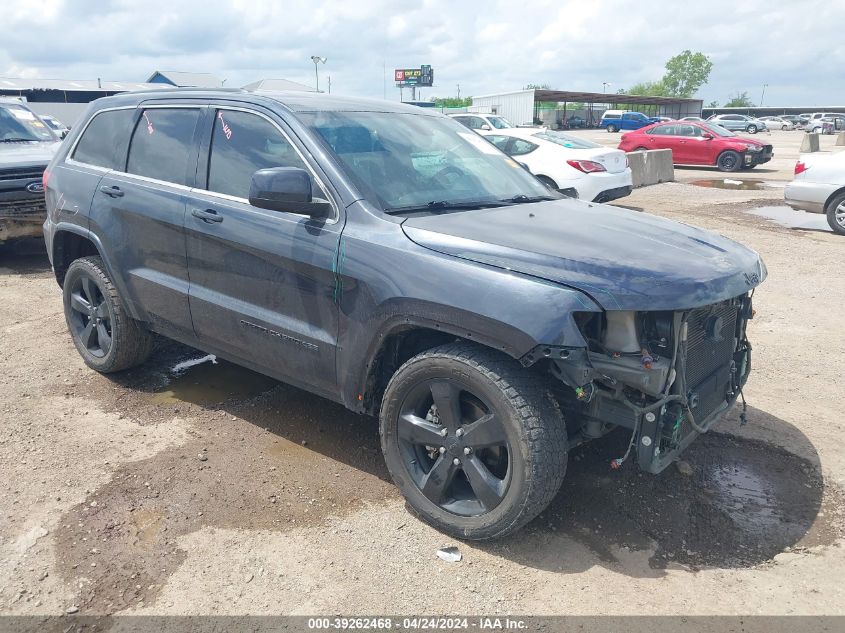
[0,98,60,245]
[43,89,766,539]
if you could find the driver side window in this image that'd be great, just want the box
[207,109,322,200]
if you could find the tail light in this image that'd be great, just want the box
[567,159,607,174]
[794,161,808,176]
[42,168,51,189]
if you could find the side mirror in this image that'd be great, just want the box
[248,167,332,220]
[702,133,713,140]
[60,130,69,139]
[480,124,491,131]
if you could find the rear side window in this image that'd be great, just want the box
[603,113,621,119]
[649,124,677,135]
[485,135,510,151]
[509,139,537,156]
[71,109,135,169]
[207,109,314,200]
[127,108,200,186]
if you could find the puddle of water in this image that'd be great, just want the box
[150,356,278,406]
[708,464,779,532]
[690,179,783,191]
[748,205,831,232]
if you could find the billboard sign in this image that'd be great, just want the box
[395,65,433,87]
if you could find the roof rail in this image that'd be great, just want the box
[127,87,246,95]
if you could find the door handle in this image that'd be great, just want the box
[98,185,124,198]
[191,208,223,223]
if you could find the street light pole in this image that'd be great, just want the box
[311,56,326,92]
[602,82,611,93]
[760,83,768,107]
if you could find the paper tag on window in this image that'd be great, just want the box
[457,132,500,155]
[10,108,36,121]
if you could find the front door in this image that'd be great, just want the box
[184,106,342,397]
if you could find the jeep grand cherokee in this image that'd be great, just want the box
[43,90,766,539]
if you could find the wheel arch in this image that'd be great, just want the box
[824,185,845,212]
[50,224,142,320]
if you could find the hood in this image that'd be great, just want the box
[0,141,60,169]
[401,199,766,311]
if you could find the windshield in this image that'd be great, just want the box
[532,130,602,149]
[301,111,555,212]
[487,116,513,129]
[0,105,57,142]
[702,123,736,137]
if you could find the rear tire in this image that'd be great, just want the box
[607,124,618,133]
[634,146,649,152]
[826,192,845,236]
[379,342,567,540]
[63,256,154,373]
[717,150,742,172]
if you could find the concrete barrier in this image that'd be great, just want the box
[800,133,820,152]
[836,132,845,146]
[625,149,674,188]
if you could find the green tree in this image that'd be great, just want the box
[661,50,713,98]
[707,100,720,108]
[624,80,668,96]
[431,96,472,107]
[524,83,551,90]
[724,92,754,107]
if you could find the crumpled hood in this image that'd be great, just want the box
[0,141,60,168]
[402,199,766,311]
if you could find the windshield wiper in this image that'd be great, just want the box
[384,199,514,214]
[503,194,558,204]
[0,137,38,143]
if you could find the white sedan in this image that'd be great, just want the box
[784,150,845,234]
[480,128,633,203]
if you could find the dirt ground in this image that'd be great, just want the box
[2,145,845,617]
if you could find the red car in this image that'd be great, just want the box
[617,120,773,172]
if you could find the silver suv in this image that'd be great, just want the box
[706,114,768,134]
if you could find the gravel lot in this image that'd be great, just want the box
[2,134,844,617]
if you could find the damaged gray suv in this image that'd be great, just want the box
[43,90,766,539]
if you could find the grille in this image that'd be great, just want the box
[0,197,47,218]
[684,301,739,420]
[0,166,46,182]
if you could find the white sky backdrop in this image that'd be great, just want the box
[3,0,843,106]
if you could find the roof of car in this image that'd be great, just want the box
[86,88,438,116]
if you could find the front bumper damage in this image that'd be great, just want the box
[524,293,754,474]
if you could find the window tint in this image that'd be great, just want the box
[72,109,135,169]
[533,131,601,149]
[487,116,513,129]
[677,124,702,137]
[509,139,538,156]
[127,108,200,186]
[649,124,677,135]
[603,113,621,119]
[207,109,313,200]
[485,135,511,151]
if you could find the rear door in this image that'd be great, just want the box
[644,124,680,159]
[88,104,203,342]
[184,104,342,397]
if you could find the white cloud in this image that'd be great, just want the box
[0,0,842,106]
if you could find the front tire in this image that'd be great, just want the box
[746,124,758,134]
[63,256,154,373]
[607,124,618,133]
[379,342,567,540]
[826,192,845,236]
[717,150,742,172]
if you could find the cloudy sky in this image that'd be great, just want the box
[3,0,844,106]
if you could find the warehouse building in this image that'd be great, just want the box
[471,88,703,128]
[0,77,165,126]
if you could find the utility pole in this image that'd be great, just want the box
[457,83,461,99]
[328,76,331,94]
[760,83,768,107]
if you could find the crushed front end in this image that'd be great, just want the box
[0,164,49,243]
[531,293,755,473]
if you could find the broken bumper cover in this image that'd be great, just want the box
[0,197,47,242]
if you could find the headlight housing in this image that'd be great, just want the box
[743,144,763,153]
